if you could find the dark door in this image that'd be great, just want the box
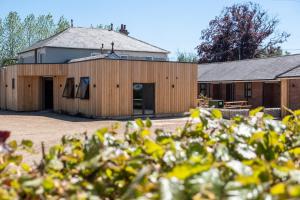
[263,83,281,108]
[212,84,221,99]
[43,77,53,110]
[226,83,235,101]
[133,83,155,115]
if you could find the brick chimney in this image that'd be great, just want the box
[119,24,129,35]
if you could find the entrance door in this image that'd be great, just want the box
[226,83,235,101]
[133,83,155,115]
[212,84,221,99]
[43,77,53,110]
[263,82,281,108]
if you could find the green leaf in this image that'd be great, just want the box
[211,109,222,119]
[294,109,300,116]
[271,183,285,195]
[48,158,64,171]
[21,139,33,148]
[23,178,43,188]
[135,118,144,128]
[190,109,200,118]
[43,177,55,191]
[282,115,292,125]
[249,107,264,116]
[167,164,210,180]
[96,128,108,142]
[288,185,300,197]
[145,118,152,128]
[290,147,300,155]
[143,139,164,159]
[8,140,17,150]
[21,163,31,172]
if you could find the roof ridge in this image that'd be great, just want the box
[200,53,300,66]
[45,28,71,46]
[277,64,300,78]
[19,28,71,53]
[70,27,169,53]
[115,31,170,53]
[19,26,169,54]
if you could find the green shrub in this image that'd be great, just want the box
[1,108,300,199]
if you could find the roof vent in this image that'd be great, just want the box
[100,43,104,54]
[111,42,115,53]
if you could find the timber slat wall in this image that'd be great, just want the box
[0,60,197,117]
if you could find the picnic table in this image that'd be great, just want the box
[197,98,212,108]
[224,101,252,109]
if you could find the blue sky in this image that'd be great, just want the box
[1,0,300,60]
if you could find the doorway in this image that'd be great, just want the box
[226,83,235,101]
[133,83,155,115]
[263,82,281,108]
[212,84,221,99]
[43,77,53,110]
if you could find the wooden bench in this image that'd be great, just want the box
[224,101,252,109]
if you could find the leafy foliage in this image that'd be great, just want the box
[176,51,198,63]
[1,109,300,199]
[197,2,290,63]
[0,12,70,66]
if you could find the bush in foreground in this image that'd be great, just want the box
[1,107,300,199]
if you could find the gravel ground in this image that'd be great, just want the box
[0,110,189,163]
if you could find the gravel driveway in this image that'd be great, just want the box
[0,110,189,163]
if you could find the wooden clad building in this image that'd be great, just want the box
[0,59,197,118]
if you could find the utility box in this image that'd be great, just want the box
[209,100,224,108]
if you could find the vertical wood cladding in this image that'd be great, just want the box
[0,60,197,117]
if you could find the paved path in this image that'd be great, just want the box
[0,110,189,163]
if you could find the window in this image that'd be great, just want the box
[76,77,90,99]
[39,54,43,63]
[244,82,252,98]
[19,57,24,64]
[198,83,209,97]
[12,78,15,89]
[120,55,128,59]
[153,57,167,61]
[145,56,153,61]
[63,78,75,98]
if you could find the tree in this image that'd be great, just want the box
[96,24,120,32]
[36,14,55,41]
[196,2,290,63]
[0,18,4,64]
[176,51,198,62]
[2,12,24,63]
[56,16,70,33]
[23,14,37,47]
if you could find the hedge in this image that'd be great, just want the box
[0,107,300,199]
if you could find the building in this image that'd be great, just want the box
[18,27,169,64]
[197,54,300,115]
[0,58,197,118]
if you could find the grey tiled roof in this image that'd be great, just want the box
[19,27,169,54]
[278,66,300,78]
[198,54,300,82]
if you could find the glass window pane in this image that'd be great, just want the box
[76,77,90,99]
[63,78,75,98]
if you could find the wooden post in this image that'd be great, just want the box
[281,79,289,117]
